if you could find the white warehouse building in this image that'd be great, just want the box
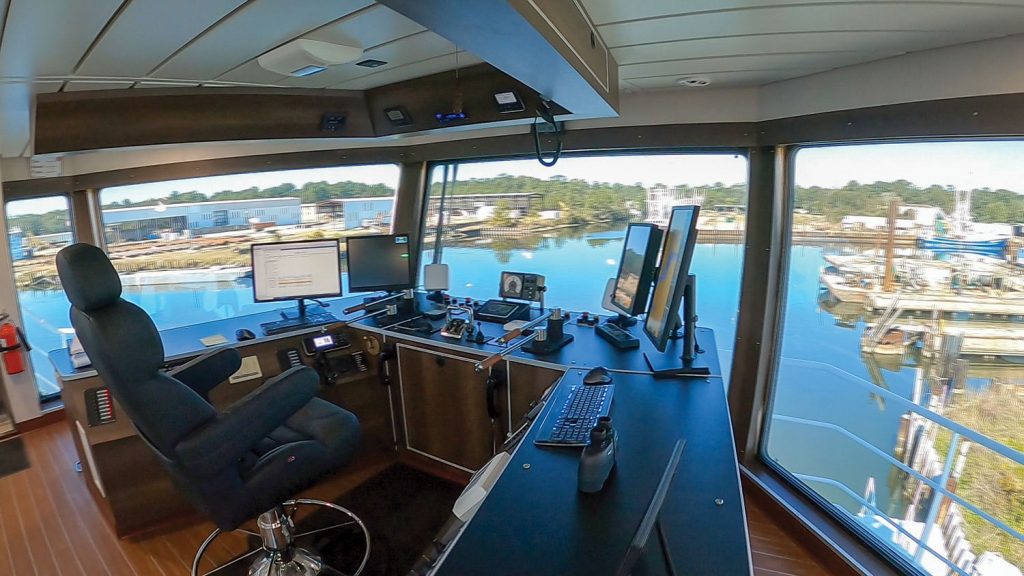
[102,197,301,242]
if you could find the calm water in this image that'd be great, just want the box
[20,226,911,513]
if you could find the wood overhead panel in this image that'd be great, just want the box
[34,88,373,154]
[33,64,548,153]
[366,63,552,137]
[378,0,619,117]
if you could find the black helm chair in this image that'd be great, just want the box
[56,243,369,576]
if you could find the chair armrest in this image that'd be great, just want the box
[174,366,319,477]
[166,346,242,400]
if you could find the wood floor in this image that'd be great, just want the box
[0,424,832,576]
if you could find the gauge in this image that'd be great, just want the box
[501,272,523,298]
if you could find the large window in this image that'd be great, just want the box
[421,154,748,380]
[6,195,75,401]
[766,142,1024,574]
[99,164,399,330]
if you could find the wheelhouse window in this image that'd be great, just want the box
[765,142,1024,574]
[6,195,75,401]
[421,154,748,380]
[99,164,399,330]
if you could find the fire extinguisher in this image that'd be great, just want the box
[0,313,30,375]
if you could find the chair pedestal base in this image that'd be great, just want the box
[192,499,370,576]
[248,547,322,576]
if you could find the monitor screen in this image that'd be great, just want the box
[346,234,414,292]
[251,239,342,303]
[644,206,700,352]
[610,224,662,317]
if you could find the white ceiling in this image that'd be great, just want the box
[581,0,1024,90]
[0,0,1020,159]
[0,0,481,157]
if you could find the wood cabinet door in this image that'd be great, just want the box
[396,344,494,472]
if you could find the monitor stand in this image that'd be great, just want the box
[606,313,637,328]
[281,298,330,320]
[643,275,712,378]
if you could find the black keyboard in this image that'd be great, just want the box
[596,322,640,349]
[260,312,339,336]
[534,384,614,447]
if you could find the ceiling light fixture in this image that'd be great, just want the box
[257,39,363,77]
[356,59,387,68]
[677,76,711,87]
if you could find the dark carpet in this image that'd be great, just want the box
[0,437,30,479]
[211,464,462,576]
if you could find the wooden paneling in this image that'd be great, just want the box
[0,423,842,575]
[505,362,563,424]
[396,343,494,471]
[35,88,374,154]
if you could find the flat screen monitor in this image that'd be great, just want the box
[644,206,700,352]
[251,239,342,303]
[609,223,663,317]
[346,233,414,292]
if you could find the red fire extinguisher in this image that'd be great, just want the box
[0,313,30,375]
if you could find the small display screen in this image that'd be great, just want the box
[484,301,518,316]
[346,234,413,292]
[495,92,518,104]
[313,335,334,349]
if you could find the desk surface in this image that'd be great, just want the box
[436,332,750,576]
[50,293,720,380]
[48,292,750,575]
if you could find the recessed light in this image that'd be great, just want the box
[356,59,387,68]
[677,76,711,87]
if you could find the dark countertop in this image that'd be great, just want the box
[435,331,750,576]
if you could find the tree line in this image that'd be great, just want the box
[8,176,1024,237]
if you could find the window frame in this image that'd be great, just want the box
[754,138,1024,576]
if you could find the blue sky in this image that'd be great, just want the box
[7,141,1024,216]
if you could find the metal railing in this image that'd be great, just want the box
[771,356,1024,574]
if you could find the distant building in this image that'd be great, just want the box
[102,197,301,242]
[315,197,395,228]
[9,228,24,260]
[301,203,318,224]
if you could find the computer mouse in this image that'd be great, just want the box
[235,328,256,341]
[583,366,613,385]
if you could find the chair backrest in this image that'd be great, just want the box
[56,243,215,458]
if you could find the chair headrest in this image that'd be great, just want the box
[56,243,122,312]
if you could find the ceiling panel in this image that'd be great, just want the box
[135,81,201,88]
[279,31,457,89]
[620,52,899,82]
[216,60,288,85]
[335,51,483,90]
[154,0,374,80]
[305,3,425,52]
[0,0,123,77]
[623,69,820,90]
[76,0,247,77]
[597,4,1024,48]
[612,30,983,66]
[583,0,1019,26]
[64,81,135,91]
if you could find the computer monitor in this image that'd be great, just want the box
[644,205,700,353]
[346,233,414,292]
[608,223,663,320]
[251,239,342,317]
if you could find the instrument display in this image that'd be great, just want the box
[499,272,544,302]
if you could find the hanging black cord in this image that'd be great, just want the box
[532,103,563,167]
